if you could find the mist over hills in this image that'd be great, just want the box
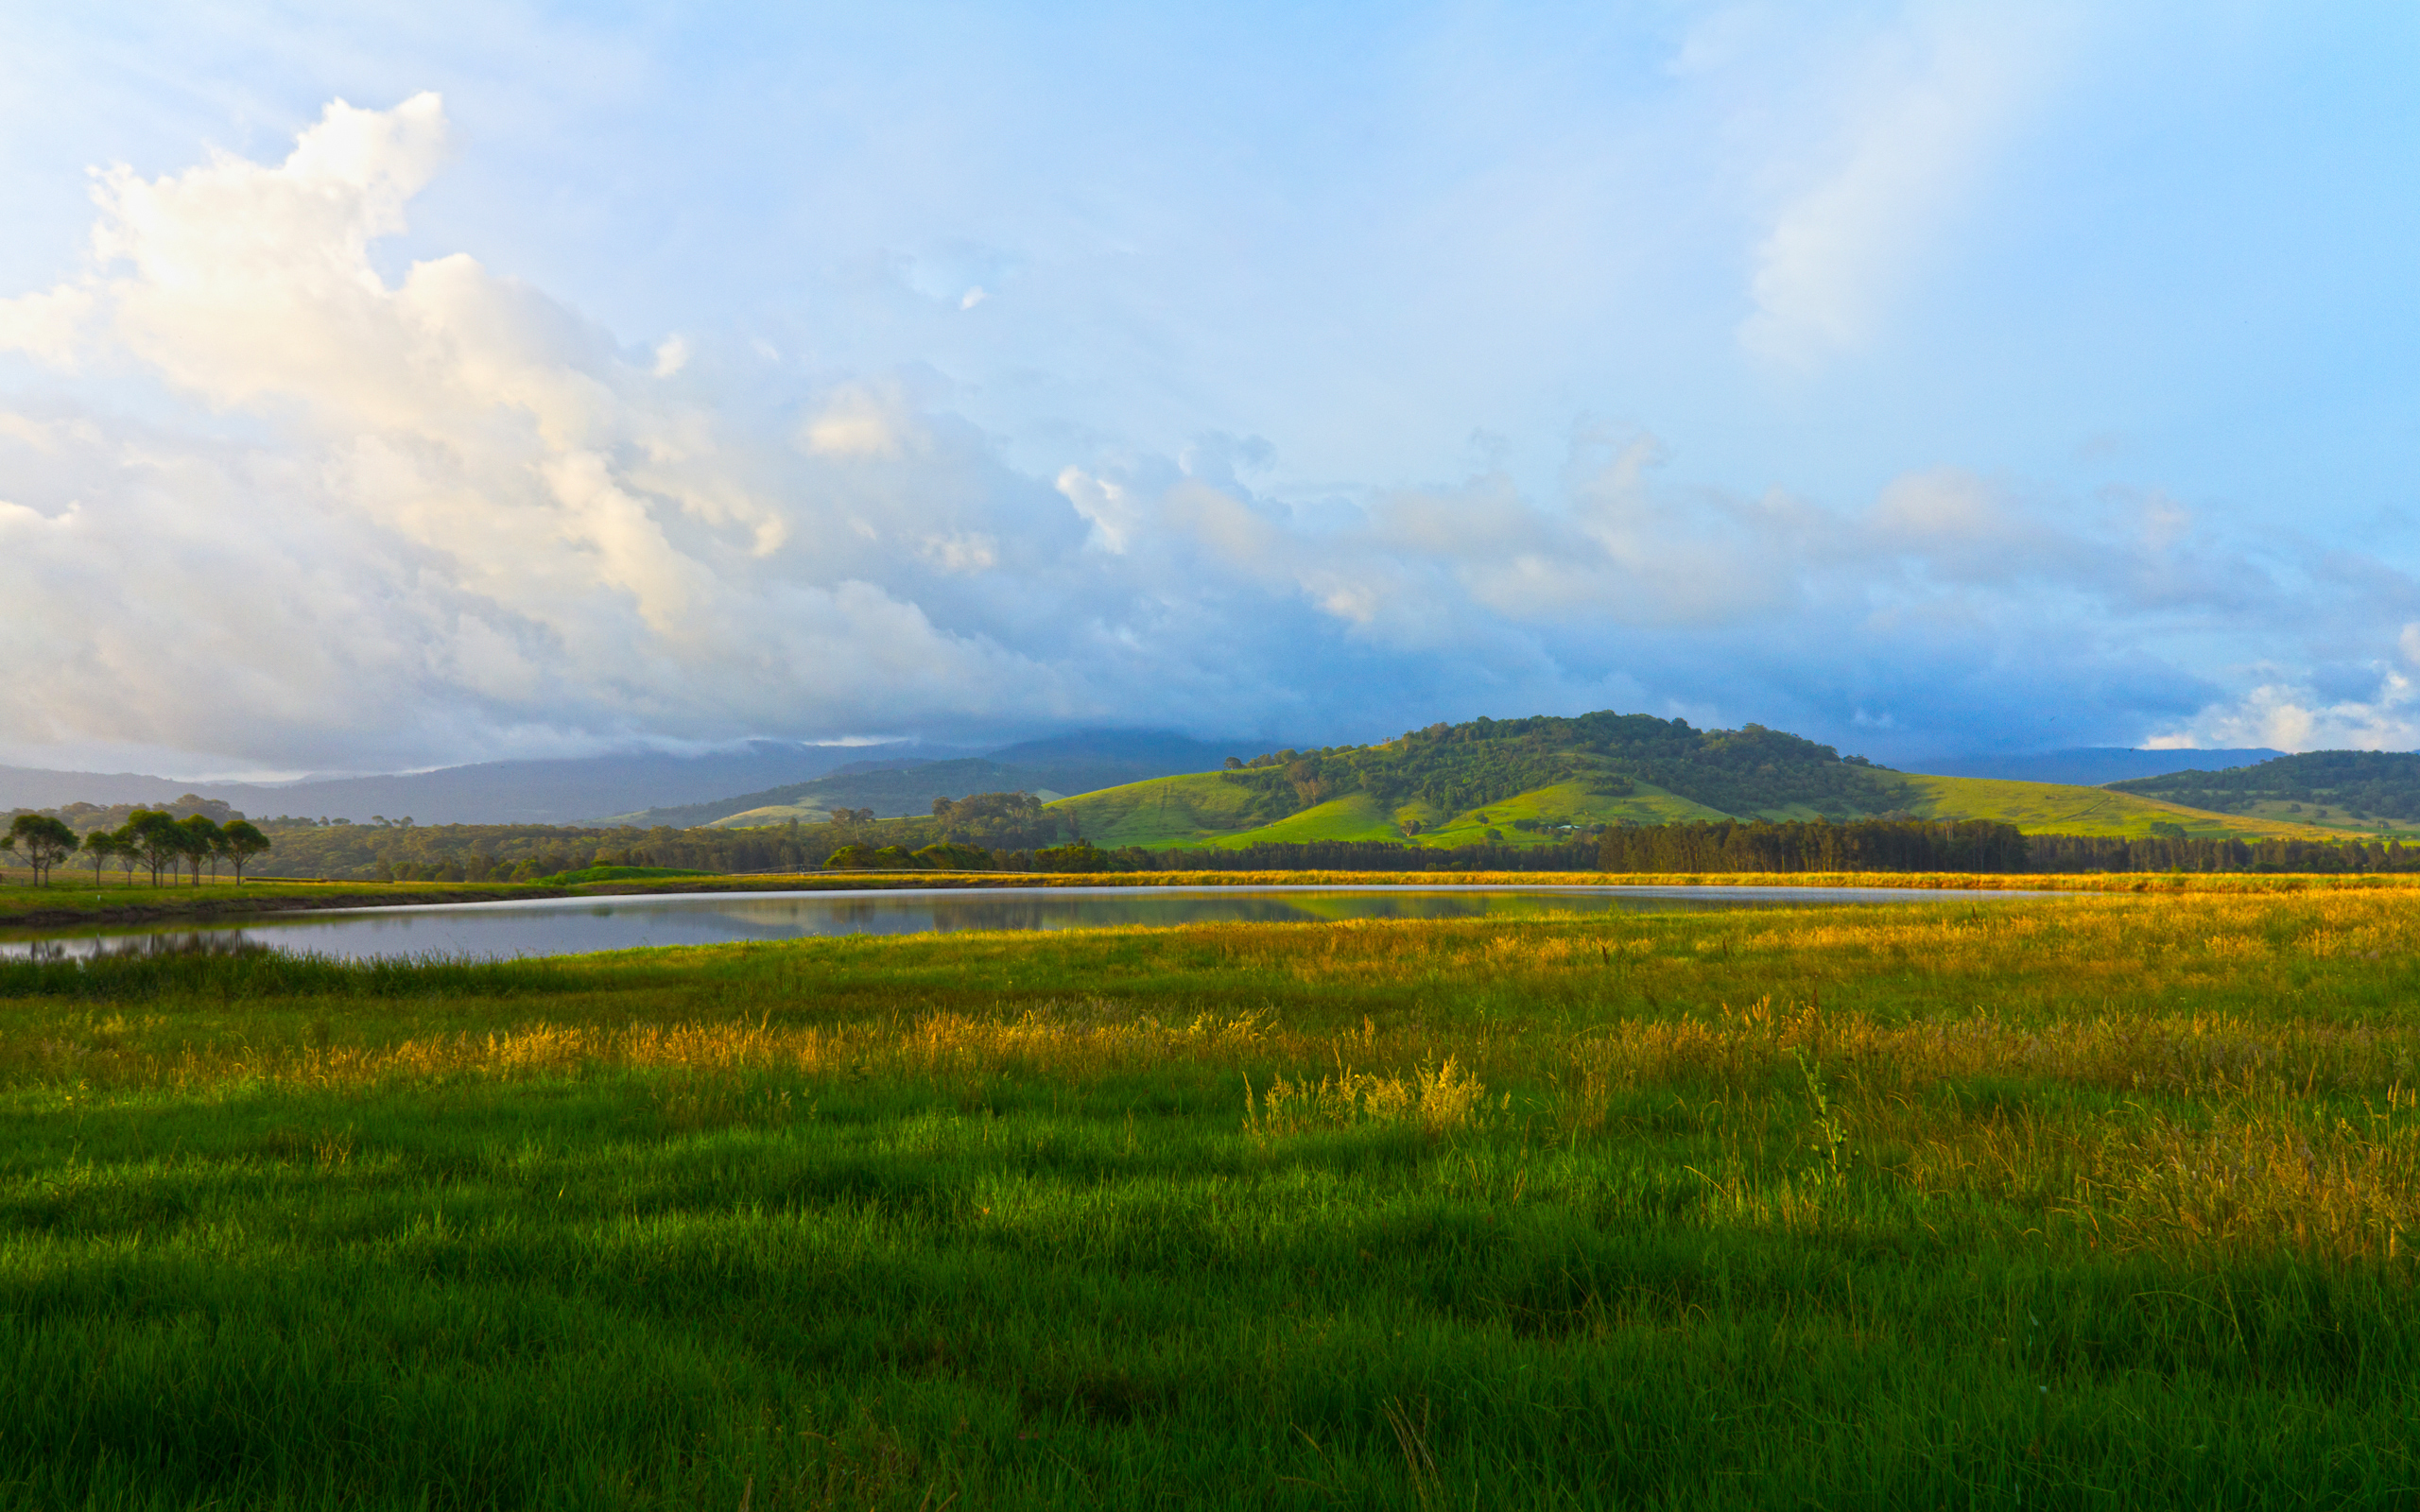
[0,730,1259,826]
[0,742,955,825]
[605,732,1258,828]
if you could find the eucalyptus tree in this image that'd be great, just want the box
[124,810,185,886]
[4,813,79,885]
[177,815,224,885]
[219,820,271,883]
[82,830,118,885]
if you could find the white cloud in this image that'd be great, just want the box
[2150,665,2420,753]
[1057,467,1148,555]
[0,285,95,366]
[800,383,917,459]
[1730,8,2073,368]
[0,96,1078,766]
[0,90,2389,773]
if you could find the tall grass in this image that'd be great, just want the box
[6,892,2420,1506]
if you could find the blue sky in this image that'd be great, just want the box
[1,2,2415,776]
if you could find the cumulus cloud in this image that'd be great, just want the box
[2149,627,2420,753]
[0,96,1080,765]
[0,93,2383,772]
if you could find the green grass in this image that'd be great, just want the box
[2192,795,2420,839]
[543,865,717,885]
[7,892,2420,1506]
[1410,777,1729,847]
[1070,772,1735,850]
[1200,792,1401,847]
[1061,766,2326,851]
[1898,773,2332,838]
[1056,771,1267,847]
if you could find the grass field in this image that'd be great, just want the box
[6,887,2420,1506]
[2187,795,2420,839]
[1406,778,1730,847]
[1055,767,2341,850]
[1057,772,1270,847]
[1898,773,2335,839]
[1064,773,1739,850]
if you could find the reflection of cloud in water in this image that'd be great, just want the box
[0,886,2043,965]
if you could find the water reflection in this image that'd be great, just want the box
[0,884,2040,965]
[11,932,272,964]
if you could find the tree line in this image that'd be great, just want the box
[18,797,2420,885]
[4,810,271,886]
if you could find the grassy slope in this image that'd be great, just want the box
[1200,792,1398,847]
[1409,777,1729,847]
[2179,795,2420,839]
[1899,773,2337,838]
[6,895,2420,1506]
[1057,771,1264,847]
[1060,766,2335,850]
[1061,773,1732,850]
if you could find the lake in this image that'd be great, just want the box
[0,884,2047,964]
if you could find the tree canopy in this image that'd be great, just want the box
[3,813,78,885]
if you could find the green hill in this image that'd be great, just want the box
[1897,774,2333,840]
[1046,711,2342,850]
[2106,750,2420,835]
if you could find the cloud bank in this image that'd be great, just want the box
[1,94,2413,773]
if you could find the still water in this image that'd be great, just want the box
[0,885,2042,965]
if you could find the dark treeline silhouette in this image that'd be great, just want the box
[1152,839,1603,872]
[1596,818,2029,872]
[1139,821,2420,875]
[2022,833,2420,874]
[1134,821,2022,874]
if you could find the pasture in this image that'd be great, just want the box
[4,889,2418,1506]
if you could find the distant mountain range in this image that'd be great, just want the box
[4,732,2375,833]
[603,731,1255,827]
[0,730,1262,826]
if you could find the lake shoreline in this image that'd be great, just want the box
[0,864,2409,932]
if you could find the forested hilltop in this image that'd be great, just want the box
[2109,751,2420,829]
[1215,713,1911,828]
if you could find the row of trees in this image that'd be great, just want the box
[810,820,2419,876]
[2021,833,2420,874]
[3,811,271,887]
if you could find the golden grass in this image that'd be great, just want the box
[18,889,2420,1265]
[960,868,2420,893]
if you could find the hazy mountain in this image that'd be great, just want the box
[0,730,1247,827]
[0,765,230,811]
[614,759,1058,829]
[1910,747,2287,786]
[981,730,1255,795]
[607,730,1267,828]
[0,741,972,825]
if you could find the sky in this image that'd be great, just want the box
[1,2,2416,778]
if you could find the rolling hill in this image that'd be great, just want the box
[1043,713,2341,850]
[2107,751,2420,835]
